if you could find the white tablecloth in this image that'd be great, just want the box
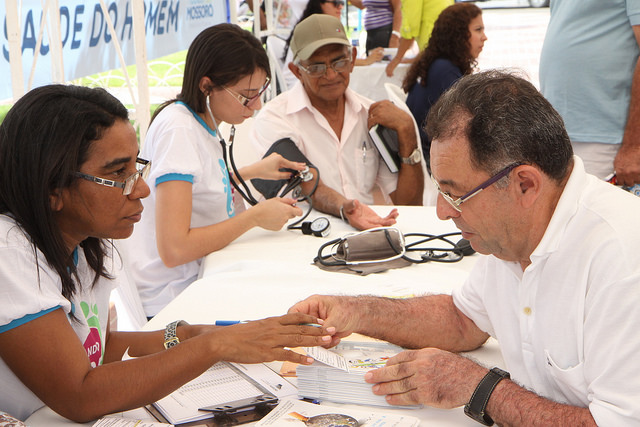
[26,206,504,427]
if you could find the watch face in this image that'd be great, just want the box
[310,217,330,232]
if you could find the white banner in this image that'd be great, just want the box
[1,0,229,101]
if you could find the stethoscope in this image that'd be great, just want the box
[206,96,329,236]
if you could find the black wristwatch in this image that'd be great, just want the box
[464,367,510,426]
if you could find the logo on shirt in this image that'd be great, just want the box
[80,301,103,368]
[219,159,235,218]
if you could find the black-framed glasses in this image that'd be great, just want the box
[296,57,352,78]
[322,0,345,6]
[75,157,151,196]
[431,162,523,212]
[223,77,271,107]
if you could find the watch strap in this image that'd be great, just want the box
[464,367,510,426]
[164,320,188,349]
[400,147,421,165]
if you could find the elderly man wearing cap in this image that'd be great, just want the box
[251,14,423,230]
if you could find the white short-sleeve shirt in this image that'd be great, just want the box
[0,215,116,421]
[251,82,398,204]
[453,157,640,425]
[124,102,234,316]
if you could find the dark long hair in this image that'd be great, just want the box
[152,23,271,122]
[282,0,326,63]
[0,85,129,301]
[402,3,481,92]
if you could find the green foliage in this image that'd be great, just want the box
[0,104,11,124]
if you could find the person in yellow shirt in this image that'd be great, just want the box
[385,0,453,76]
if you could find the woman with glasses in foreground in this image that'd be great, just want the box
[125,24,306,318]
[0,84,330,422]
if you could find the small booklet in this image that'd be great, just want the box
[297,341,420,408]
[369,124,401,173]
[256,398,420,426]
[92,418,172,427]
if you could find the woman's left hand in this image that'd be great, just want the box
[238,153,306,181]
[365,47,384,65]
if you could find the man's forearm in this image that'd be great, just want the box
[392,164,423,205]
[307,179,346,218]
[622,56,640,149]
[488,378,596,426]
[391,126,424,205]
[352,294,487,351]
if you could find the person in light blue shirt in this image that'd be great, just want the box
[539,0,640,186]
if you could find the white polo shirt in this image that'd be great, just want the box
[125,102,234,317]
[453,157,640,425]
[0,215,116,420]
[251,82,398,204]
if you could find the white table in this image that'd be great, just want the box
[349,62,410,101]
[27,206,504,426]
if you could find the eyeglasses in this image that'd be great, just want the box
[223,77,271,107]
[431,162,522,212]
[322,0,345,6]
[296,57,352,78]
[75,157,151,196]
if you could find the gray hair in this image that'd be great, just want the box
[426,69,573,182]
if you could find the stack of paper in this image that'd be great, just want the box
[297,342,418,408]
[256,398,420,427]
[151,361,297,425]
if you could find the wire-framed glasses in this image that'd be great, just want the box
[296,57,352,77]
[75,157,151,196]
[223,77,271,107]
[431,162,523,212]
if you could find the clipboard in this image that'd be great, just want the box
[148,362,280,426]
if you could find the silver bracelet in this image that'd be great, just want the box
[391,30,401,38]
[339,205,347,222]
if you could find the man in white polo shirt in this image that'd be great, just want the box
[252,14,423,230]
[290,71,640,425]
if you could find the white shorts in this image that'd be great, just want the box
[571,141,620,180]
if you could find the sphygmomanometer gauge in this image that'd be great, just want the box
[302,217,331,237]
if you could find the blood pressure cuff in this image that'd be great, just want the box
[251,138,314,199]
[314,227,412,275]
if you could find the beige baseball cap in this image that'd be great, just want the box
[291,14,351,61]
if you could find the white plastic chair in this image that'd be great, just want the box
[266,36,288,99]
[383,83,438,206]
[111,240,148,331]
[384,81,407,102]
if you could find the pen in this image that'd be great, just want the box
[362,141,367,162]
[215,320,248,326]
[215,321,322,326]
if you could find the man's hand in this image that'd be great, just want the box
[368,100,412,130]
[365,348,488,408]
[343,199,398,230]
[368,101,416,153]
[613,143,640,186]
[288,295,359,347]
